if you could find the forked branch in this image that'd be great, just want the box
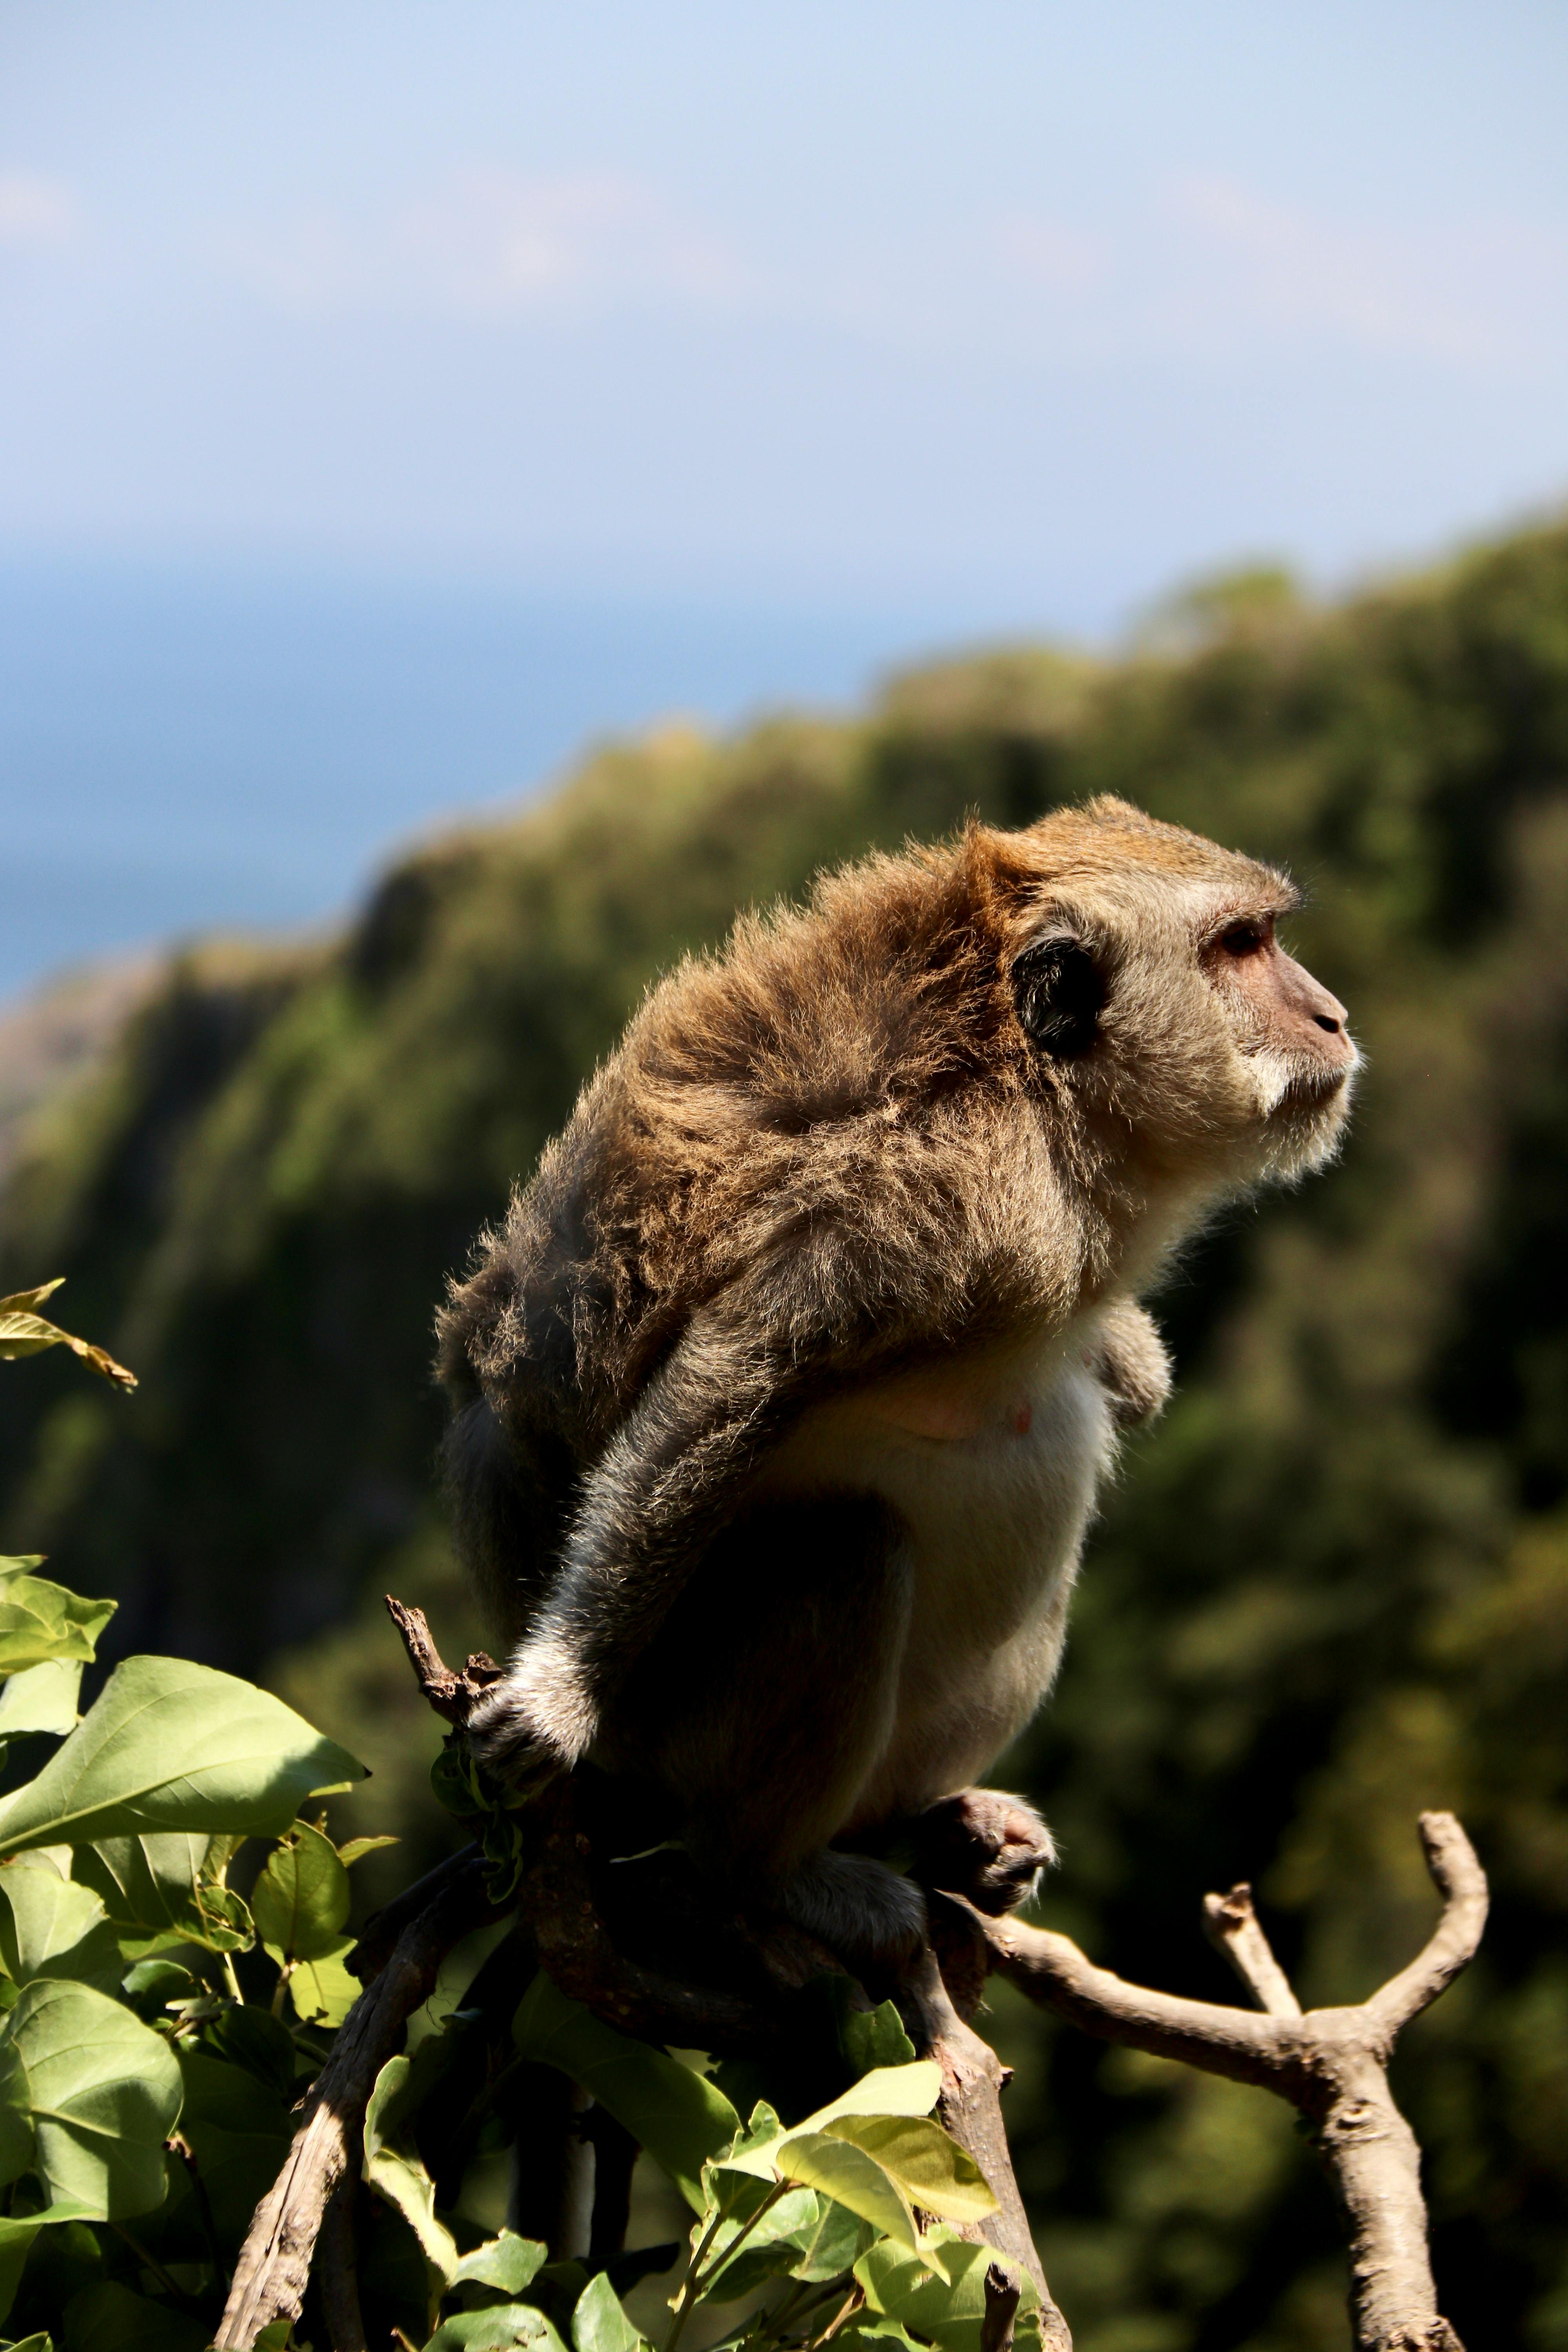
[976,1815,1486,2352]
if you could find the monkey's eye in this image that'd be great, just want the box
[1216,918,1270,959]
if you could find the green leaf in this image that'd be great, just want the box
[0,2200,98,2325]
[823,2116,997,2223]
[513,1970,740,2210]
[774,2133,918,2251]
[408,1915,515,2051]
[0,1864,122,1992]
[423,2308,568,2352]
[0,1657,365,1856]
[717,2062,943,2182]
[204,2004,300,2101]
[840,2000,918,2078]
[856,2236,1041,2352]
[364,2054,458,2281]
[119,1959,197,2023]
[0,1980,181,2218]
[571,2270,648,2352]
[336,1833,400,1866]
[448,2229,548,2296]
[61,2279,208,2349]
[73,1832,254,1957]
[0,1662,83,1741]
[287,1936,361,2027]
[251,1820,350,1962]
[0,1284,136,1392]
[175,2051,294,2247]
[0,1569,115,1681]
[5,2332,54,2352]
[698,2185,869,2302]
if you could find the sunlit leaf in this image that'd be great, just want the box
[336,1833,400,1866]
[0,1861,122,1992]
[824,2115,997,2222]
[423,2307,567,2352]
[775,2132,918,2251]
[718,2062,943,2183]
[288,1937,361,2027]
[698,2185,869,2302]
[73,1830,254,1956]
[571,2269,648,2352]
[0,1657,365,1856]
[0,1564,115,1679]
[0,1979,182,2218]
[364,2053,458,2281]
[856,2234,1042,2352]
[0,1284,136,1392]
[251,1820,350,1962]
[0,1659,83,1740]
[448,2229,548,2295]
[513,1969,740,2210]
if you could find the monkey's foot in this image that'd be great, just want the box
[463,1676,572,1799]
[909,1789,1056,1915]
[779,1850,927,1971]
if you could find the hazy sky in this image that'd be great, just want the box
[5,1,1567,625]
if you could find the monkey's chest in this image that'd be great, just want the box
[756,1339,1116,1815]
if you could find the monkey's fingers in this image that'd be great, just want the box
[464,1686,570,1797]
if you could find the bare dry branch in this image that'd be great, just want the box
[980,2261,1022,2352]
[1201,1884,1302,2018]
[976,1816,1488,2352]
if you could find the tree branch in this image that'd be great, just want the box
[976,1814,1488,2352]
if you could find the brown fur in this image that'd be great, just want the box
[437,797,1356,1955]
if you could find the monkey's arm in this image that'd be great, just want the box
[463,1295,797,1785]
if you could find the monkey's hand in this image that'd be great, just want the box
[462,1643,590,1800]
[908,1788,1057,1915]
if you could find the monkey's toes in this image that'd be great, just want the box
[909,1788,1056,1915]
[463,1683,567,1797]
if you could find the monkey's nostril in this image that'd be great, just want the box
[1314,1014,1340,1034]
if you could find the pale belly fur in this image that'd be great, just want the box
[752,1313,1118,1826]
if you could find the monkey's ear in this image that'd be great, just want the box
[1012,932,1106,1059]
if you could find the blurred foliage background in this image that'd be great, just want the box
[2,519,1566,2352]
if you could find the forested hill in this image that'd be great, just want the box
[4,521,1568,2348]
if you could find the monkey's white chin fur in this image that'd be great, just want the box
[1247,1049,1358,1183]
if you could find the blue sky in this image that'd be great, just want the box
[2,4,1567,990]
[6,1,1567,613]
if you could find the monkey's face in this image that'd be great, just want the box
[1007,803,1357,1194]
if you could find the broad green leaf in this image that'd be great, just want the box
[824,2116,997,2222]
[513,1970,740,2210]
[698,2185,869,2302]
[364,2054,458,2281]
[0,1980,181,2218]
[448,2229,548,2295]
[73,1831,253,1956]
[7,2332,53,2352]
[251,1821,350,1961]
[423,2308,567,2352]
[206,2003,299,2100]
[856,2236,1042,2352]
[0,1284,135,1392]
[717,2062,943,2182]
[0,1657,365,1856]
[572,2270,648,2352]
[841,2000,918,2078]
[0,1864,121,1992]
[119,1958,197,2023]
[0,1568,115,1679]
[336,1833,399,1866]
[0,1661,83,1740]
[0,2198,98,2324]
[288,1937,361,2027]
[175,2051,294,2247]
[775,2133,917,2251]
[62,2278,208,2348]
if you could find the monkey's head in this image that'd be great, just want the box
[999,797,1357,1194]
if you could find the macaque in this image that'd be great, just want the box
[438,797,1356,1956]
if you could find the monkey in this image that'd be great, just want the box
[437,795,1357,1962]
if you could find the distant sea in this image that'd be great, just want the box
[0,556,979,1002]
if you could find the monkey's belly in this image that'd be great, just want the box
[754,1336,1115,1826]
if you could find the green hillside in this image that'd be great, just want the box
[4,524,1568,2349]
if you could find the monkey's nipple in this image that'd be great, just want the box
[1013,1399,1033,1437]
